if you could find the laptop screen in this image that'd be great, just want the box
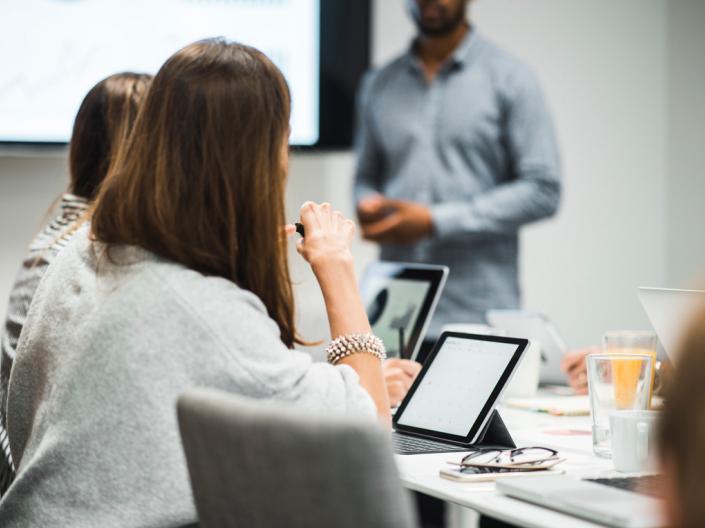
[394,333,526,442]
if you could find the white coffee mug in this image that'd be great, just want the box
[609,410,660,473]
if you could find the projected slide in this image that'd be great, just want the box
[0,0,319,144]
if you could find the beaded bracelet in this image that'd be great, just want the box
[326,333,387,365]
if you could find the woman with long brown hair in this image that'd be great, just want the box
[0,40,389,526]
[658,303,705,527]
[0,72,152,498]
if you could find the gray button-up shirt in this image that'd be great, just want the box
[354,29,561,339]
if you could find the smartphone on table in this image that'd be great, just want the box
[440,466,565,483]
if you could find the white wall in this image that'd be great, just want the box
[291,0,672,349]
[0,152,67,294]
[1,0,704,352]
[475,0,670,347]
[667,0,705,287]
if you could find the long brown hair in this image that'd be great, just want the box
[69,72,152,200]
[658,304,705,526]
[91,39,299,347]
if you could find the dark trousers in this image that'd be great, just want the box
[414,491,518,528]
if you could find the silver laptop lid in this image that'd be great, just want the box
[497,475,664,528]
[638,287,705,362]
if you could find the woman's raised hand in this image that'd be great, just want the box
[294,201,356,271]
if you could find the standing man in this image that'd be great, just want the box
[354,0,561,361]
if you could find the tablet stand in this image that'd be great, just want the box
[398,327,407,360]
[471,410,515,449]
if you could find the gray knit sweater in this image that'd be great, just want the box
[0,225,375,527]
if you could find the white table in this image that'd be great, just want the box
[395,399,630,528]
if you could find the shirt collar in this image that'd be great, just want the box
[405,25,482,74]
[450,25,481,67]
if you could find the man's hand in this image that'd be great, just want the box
[357,195,433,245]
[383,358,422,407]
[357,194,391,225]
[560,347,599,395]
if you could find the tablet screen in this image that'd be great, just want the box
[360,263,447,360]
[395,335,523,438]
[364,277,431,357]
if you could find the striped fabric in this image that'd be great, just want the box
[0,193,89,496]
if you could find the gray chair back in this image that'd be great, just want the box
[177,388,418,528]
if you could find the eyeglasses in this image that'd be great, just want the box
[456,447,561,471]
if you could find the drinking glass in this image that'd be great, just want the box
[587,353,653,458]
[603,331,658,405]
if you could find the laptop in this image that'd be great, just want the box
[498,287,705,527]
[486,309,569,384]
[359,262,448,360]
[638,287,705,361]
[391,332,528,454]
[497,474,665,528]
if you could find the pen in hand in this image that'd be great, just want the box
[295,222,305,237]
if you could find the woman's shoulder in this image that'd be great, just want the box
[154,263,270,319]
[41,228,288,373]
[46,227,271,330]
[129,252,282,344]
[27,193,90,256]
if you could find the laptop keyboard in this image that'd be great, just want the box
[585,475,663,499]
[392,433,470,455]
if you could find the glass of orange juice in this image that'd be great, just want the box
[603,331,658,406]
[587,353,653,458]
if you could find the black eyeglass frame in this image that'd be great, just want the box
[461,446,558,467]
